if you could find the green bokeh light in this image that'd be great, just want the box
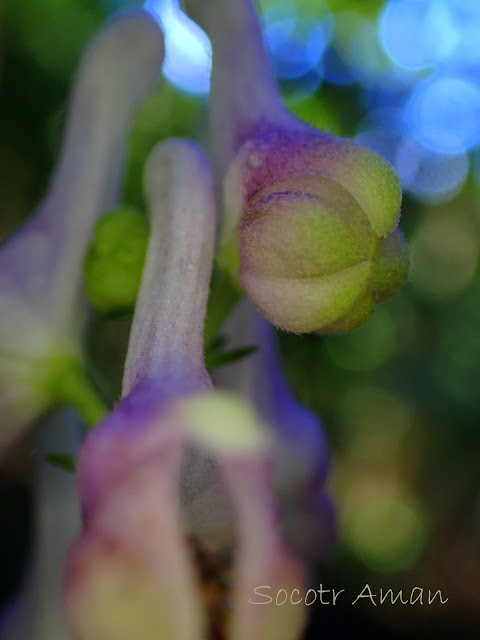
[346,496,427,573]
[325,306,396,371]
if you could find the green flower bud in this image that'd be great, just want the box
[220,125,410,334]
[84,207,149,313]
[183,0,410,335]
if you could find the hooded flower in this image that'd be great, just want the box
[183,0,410,334]
[0,9,164,457]
[251,314,335,561]
[64,139,310,640]
[209,298,334,562]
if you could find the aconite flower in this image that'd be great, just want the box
[252,314,335,561]
[183,0,410,334]
[64,140,307,640]
[0,10,164,457]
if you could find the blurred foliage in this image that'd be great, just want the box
[123,82,204,207]
[1,0,479,637]
[84,207,149,313]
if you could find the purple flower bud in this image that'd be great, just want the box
[0,10,164,456]
[184,0,410,334]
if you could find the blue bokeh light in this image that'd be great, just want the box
[323,47,359,85]
[101,0,480,206]
[263,5,331,95]
[404,74,480,154]
[452,0,480,66]
[355,122,468,203]
[373,1,480,199]
[380,0,480,71]
[395,140,469,202]
[355,126,401,168]
[145,0,211,94]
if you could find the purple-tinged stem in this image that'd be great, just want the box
[0,11,164,337]
[183,0,292,169]
[251,312,330,486]
[123,139,216,397]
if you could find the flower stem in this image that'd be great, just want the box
[122,140,216,396]
[184,0,291,167]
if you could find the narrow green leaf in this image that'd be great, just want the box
[46,453,76,472]
[206,345,258,371]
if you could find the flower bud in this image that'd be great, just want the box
[220,124,410,334]
[183,0,410,334]
[83,207,149,313]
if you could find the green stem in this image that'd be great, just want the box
[44,356,109,429]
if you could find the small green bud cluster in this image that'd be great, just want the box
[84,207,149,313]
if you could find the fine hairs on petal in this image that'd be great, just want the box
[123,139,216,396]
